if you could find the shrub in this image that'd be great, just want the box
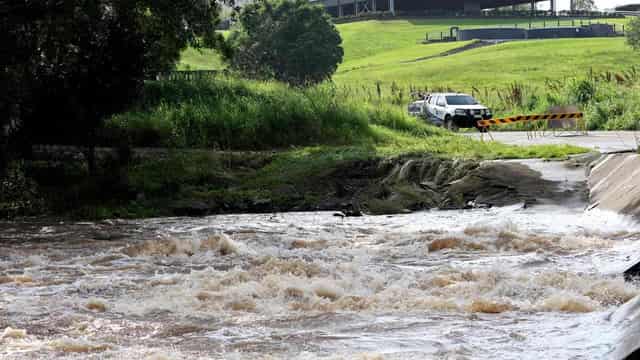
[569,79,596,104]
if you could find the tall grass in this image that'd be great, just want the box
[106,77,412,149]
[334,66,640,131]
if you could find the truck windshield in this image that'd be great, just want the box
[446,96,477,105]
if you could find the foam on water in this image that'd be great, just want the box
[1,206,639,359]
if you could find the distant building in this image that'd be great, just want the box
[312,0,554,17]
[616,4,640,11]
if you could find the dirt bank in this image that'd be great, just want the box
[160,155,583,217]
[6,147,587,219]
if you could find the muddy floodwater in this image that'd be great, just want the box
[2,204,640,359]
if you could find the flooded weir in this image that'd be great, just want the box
[2,159,640,359]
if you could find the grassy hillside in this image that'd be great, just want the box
[177,47,226,71]
[334,37,634,89]
[175,18,634,92]
[337,18,627,62]
[339,40,474,74]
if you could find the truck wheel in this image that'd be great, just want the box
[445,116,459,132]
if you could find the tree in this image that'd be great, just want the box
[573,0,595,11]
[1,0,227,175]
[627,17,640,51]
[228,0,343,86]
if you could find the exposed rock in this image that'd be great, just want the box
[91,230,127,241]
[444,161,558,208]
[624,261,640,282]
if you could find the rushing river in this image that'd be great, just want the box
[1,203,640,359]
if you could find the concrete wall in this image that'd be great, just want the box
[457,23,615,40]
[526,27,583,38]
[457,27,526,40]
[588,153,640,219]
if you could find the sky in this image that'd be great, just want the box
[550,0,638,10]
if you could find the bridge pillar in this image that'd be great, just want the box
[550,0,556,13]
[372,0,376,12]
[389,0,395,15]
[338,4,343,17]
[530,0,535,13]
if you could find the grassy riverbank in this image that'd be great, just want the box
[3,76,588,220]
[44,78,586,218]
[104,78,584,157]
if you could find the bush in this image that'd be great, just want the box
[569,79,596,104]
[627,17,640,51]
[0,162,45,218]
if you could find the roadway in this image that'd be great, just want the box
[466,130,639,153]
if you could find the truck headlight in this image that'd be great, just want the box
[455,109,466,115]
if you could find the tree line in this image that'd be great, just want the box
[0,0,343,177]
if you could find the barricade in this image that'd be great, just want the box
[477,112,587,141]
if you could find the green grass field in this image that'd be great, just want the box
[177,47,226,70]
[333,18,631,90]
[337,18,627,62]
[334,37,634,90]
[178,17,631,90]
[178,19,629,79]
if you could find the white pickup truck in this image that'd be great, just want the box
[424,93,492,131]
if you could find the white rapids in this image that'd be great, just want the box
[1,203,640,359]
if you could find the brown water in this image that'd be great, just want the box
[1,205,639,359]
